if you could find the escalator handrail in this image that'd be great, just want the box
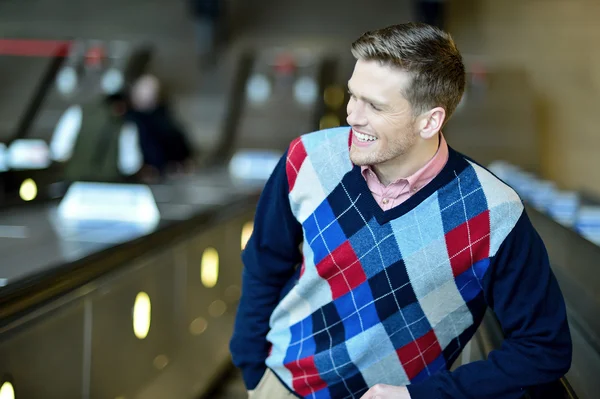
[0,45,259,322]
[0,192,260,331]
[12,40,70,141]
[480,312,578,399]
[209,49,255,164]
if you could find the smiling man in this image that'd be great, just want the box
[230,23,572,399]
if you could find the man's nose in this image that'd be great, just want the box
[347,101,367,126]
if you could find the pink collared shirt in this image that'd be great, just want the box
[361,135,449,210]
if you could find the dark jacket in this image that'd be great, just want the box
[189,0,221,18]
[126,105,192,173]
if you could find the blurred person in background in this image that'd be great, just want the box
[415,0,447,30]
[127,74,195,182]
[63,93,126,183]
[188,0,227,65]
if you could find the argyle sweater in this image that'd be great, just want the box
[230,127,571,399]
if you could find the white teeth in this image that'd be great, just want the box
[354,131,377,142]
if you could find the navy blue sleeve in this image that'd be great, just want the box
[408,210,572,399]
[229,150,303,389]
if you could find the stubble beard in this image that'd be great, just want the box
[349,127,419,167]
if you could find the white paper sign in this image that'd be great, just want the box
[7,139,52,170]
[57,182,160,228]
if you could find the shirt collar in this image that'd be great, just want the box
[360,134,449,191]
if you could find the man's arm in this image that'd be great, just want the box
[407,210,572,399]
[229,150,303,390]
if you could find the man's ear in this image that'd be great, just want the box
[418,107,446,139]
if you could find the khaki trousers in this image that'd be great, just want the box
[248,369,296,398]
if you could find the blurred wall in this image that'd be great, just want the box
[0,0,247,91]
[450,0,600,197]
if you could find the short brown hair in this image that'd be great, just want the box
[351,23,465,120]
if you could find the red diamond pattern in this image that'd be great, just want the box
[396,330,442,380]
[316,241,367,299]
[445,210,491,277]
[286,355,328,397]
[286,137,308,192]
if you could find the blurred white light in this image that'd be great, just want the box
[241,221,253,250]
[102,68,124,95]
[229,150,281,182]
[201,248,219,288]
[0,143,8,172]
[576,206,600,245]
[246,74,271,104]
[133,292,151,339]
[19,178,37,202]
[57,182,160,228]
[8,139,51,170]
[0,382,14,399]
[50,105,83,162]
[118,123,143,176]
[547,190,580,227]
[56,66,78,95]
[294,77,318,106]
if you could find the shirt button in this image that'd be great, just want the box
[412,186,419,192]
[382,198,389,205]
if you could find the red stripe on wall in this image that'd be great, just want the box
[0,39,72,57]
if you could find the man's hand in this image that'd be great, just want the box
[360,384,411,399]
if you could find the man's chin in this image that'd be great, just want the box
[349,155,371,167]
[350,147,371,165]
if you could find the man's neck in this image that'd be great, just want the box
[372,136,440,186]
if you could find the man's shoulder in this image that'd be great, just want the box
[285,127,354,211]
[291,126,351,151]
[451,150,525,255]
[453,150,523,209]
[286,126,352,170]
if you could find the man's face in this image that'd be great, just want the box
[112,100,127,117]
[131,76,159,112]
[347,59,421,167]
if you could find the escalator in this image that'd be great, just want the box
[0,46,594,399]
[8,40,153,205]
[0,45,334,399]
[0,48,66,204]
